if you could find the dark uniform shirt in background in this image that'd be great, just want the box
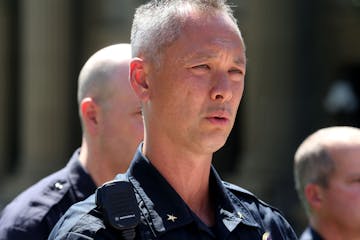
[49,144,298,240]
[299,227,324,240]
[0,149,97,240]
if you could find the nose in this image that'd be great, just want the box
[210,73,232,103]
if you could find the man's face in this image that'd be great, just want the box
[101,64,144,169]
[144,11,246,154]
[319,145,360,234]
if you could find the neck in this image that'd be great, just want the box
[143,139,215,226]
[79,139,128,187]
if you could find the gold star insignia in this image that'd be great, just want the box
[167,214,177,222]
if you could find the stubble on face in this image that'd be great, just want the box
[144,11,245,155]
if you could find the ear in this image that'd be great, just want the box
[304,183,324,210]
[80,97,99,135]
[130,57,150,101]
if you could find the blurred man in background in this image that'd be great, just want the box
[0,43,143,240]
[294,126,360,240]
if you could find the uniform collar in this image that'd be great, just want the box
[126,146,193,235]
[300,227,324,240]
[124,144,260,236]
[210,166,260,231]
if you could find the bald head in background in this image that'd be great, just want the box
[77,43,144,186]
[0,43,143,239]
[294,126,360,240]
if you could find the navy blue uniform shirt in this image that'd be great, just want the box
[0,149,97,240]
[299,227,323,240]
[49,145,298,240]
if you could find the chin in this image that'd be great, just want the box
[204,139,227,154]
[196,130,230,153]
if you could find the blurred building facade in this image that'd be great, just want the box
[0,0,359,235]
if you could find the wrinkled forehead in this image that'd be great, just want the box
[185,10,243,44]
[176,12,245,55]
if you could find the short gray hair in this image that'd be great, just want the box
[294,142,334,215]
[131,0,239,66]
[294,126,360,216]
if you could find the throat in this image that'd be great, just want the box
[192,198,216,227]
[180,177,216,227]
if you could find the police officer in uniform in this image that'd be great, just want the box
[0,44,143,240]
[49,1,298,239]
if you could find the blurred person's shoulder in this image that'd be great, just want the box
[0,165,72,239]
[0,150,97,239]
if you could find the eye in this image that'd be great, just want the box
[228,67,245,82]
[228,68,244,75]
[353,178,360,183]
[189,64,211,75]
[192,64,210,70]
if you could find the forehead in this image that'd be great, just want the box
[330,144,360,174]
[170,11,245,62]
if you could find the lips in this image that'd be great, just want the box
[206,109,231,125]
[208,109,230,119]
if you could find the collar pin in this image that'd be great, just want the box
[167,214,177,222]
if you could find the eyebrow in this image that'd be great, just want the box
[234,56,246,66]
[184,51,246,66]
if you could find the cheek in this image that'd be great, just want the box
[234,81,245,99]
[230,82,244,110]
[342,185,360,201]
[327,183,360,206]
[160,82,196,109]
[107,111,130,134]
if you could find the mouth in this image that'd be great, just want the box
[206,110,231,125]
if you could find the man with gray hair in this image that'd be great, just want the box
[49,1,297,239]
[0,44,143,240]
[294,126,360,240]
